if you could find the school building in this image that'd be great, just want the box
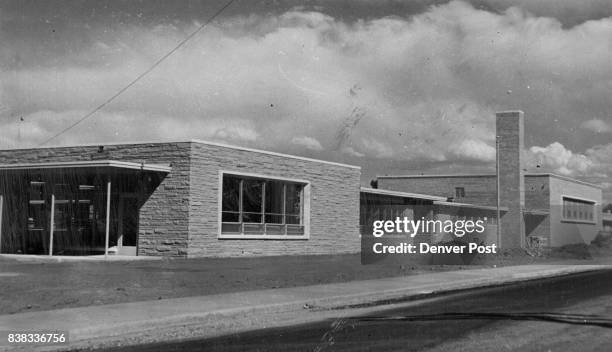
[0,112,605,257]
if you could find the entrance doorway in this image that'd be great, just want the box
[115,195,139,256]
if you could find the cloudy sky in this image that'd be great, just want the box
[1,0,611,202]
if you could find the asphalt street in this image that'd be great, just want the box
[97,268,612,352]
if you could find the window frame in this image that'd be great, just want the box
[218,171,311,240]
[560,195,597,225]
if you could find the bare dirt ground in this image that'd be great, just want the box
[1,239,611,316]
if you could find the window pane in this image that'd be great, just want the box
[54,203,72,231]
[285,183,302,216]
[265,224,285,235]
[242,212,262,223]
[222,176,240,212]
[242,179,263,214]
[286,224,305,235]
[222,211,240,222]
[286,215,301,225]
[28,203,47,230]
[265,214,284,223]
[455,187,465,198]
[222,223,241,233]
[243,223,265,234]
[30,182,45,201]
[265,181,284,224]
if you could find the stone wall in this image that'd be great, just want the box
[187,141,362,257]
[377,175,497,206]
[0,141,363,257]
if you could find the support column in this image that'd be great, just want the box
[496,111,525,248]
[0,194,3,253]
[104,177,111,259]
[49,194,55,256]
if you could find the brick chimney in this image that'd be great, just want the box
[496,111,525,248]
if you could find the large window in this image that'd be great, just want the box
[562,197,596,223]
[221,174,307,237]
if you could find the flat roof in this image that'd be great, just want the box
[434,201,508,212]
[360,187,447,201]
[0,139,360,170]
[525,173,601,188]
[377,173,600,188]
[377,174,495,179]
[0,160,172,173]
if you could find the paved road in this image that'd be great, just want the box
[99,269,612,352]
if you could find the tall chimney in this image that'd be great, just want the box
[496,111,525,248]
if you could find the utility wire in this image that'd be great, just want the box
[38,0,237,146]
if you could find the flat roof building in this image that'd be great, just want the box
[0,140,361,257]
[377,173,603,248]
[376,111,604,249]
[0,113,604,257]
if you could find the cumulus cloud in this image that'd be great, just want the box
[291,136,324,151]
[527,142,593,176]
[452,139,496,162]
[526,141,612,201]
[581,119,612,134]
[470,0,612,26]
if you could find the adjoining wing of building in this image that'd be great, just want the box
[376,173,603,248]
[0,111,606,257]
[375,111,604,249]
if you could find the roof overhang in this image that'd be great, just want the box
[434,201,509,212]
[0,160,171,173]
[360,187,447,202]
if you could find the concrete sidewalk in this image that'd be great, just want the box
[1,264,609,351]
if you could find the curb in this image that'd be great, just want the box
[2,265,608,351]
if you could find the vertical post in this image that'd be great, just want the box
[117,197,124,249]
[0,194,3,253]
[49,194,55,256]
[496,135,501,247]
[104,177,111,259]
[261,182,266,232]
[282,184,287,234]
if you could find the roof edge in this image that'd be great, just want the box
[0,160,172,173]
[377,173,601,189]
[360,187,447,201]
[189,139,360,170]
[525,173,602,188]
[434,201,509,212]
[377,174,496,179]
[0,139,360,170]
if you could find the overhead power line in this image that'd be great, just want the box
[38,0,237,146]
